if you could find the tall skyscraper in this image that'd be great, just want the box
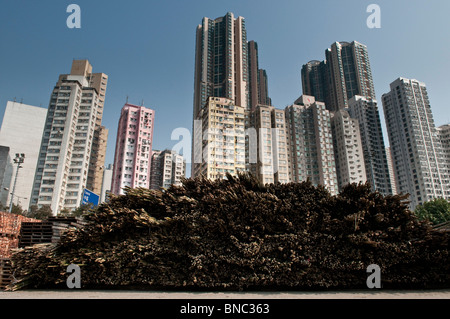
[0,101,47,209]
[30,60,108,214]
[111,103,155,195]
[382,78,449,209]
[285,95,338,195]
[348,95,392,195]
[192,12,275,179]
[302,41,375,112]
[249,105,289,184]
[192,12,251,177]
[248,41,271,110]
[330,109,367,191]
[301,60,330,106]
[150,149,186,190]
[192,97,247,180]
[326,41,375,111]
[301,41,389,194]
[193,12,249,120]
[301,41,390,194]
[70,60,109,196]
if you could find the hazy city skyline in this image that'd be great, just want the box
[1,1,449,178]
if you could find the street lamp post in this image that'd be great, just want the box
[8,153,25,213]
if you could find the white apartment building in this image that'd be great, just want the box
[0,101,47,210]
[285,95,338,195]
[249,105,289,184]
[192,97,247,180]
[437,124,450,176]
[382,77,449,209]
[331,109,367,191]
[30,60,108,214]
[150,150,186,190]
[348,95,392,195]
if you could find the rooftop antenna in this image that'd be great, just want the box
[126,95,129,104]
[141,99,144,106]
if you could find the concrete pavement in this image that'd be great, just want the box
[1,289,449,299]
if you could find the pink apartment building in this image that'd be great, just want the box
[111,103,155,195]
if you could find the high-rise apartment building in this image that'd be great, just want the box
[301,40,387,195]
[248,41,271,110]
[149,150,162,189]
[111,103,155,195]
[285,95,338,195]
[330,109,366,191]
[382,78,449,209]
[348,95,392,195]
[301,60,330,106]
[437,124,450,178]
[30,60,108,214]
[192,12,250,177]
[193,12,249,119]
[150,149,186,190]
[326,41,375,111]
[70,60,109,196]
[192,97,247,180]
[302,41,375,112]
[0,101,47,209]
[249,105,289,184]
[192,13,275,179]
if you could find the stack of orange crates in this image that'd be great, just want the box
[0,211,41,289]
[0,211,41,258]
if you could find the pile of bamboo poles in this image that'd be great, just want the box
[8,173,449,290]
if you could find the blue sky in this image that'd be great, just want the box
[1,0,449,177]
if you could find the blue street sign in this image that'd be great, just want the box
[81,188,100,207]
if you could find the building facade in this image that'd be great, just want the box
[348,95,392,195]
[382,78,449,209]
[192,12,248,177]
[192,97,247,180]
[385,147,398,195]
[100,163,113,203]
[30,60,108,214]
[326,41,376,111]
[330,109,367,191]
[193,12,249,120]
[302,41,375,112]
[87,125,108,195]
[437,124,450,179]
[248,41,271,110]
[150,150,186,190]
[70,60,109,196]
[301,60,330,106]
[0,101,47,210]
[111,103,155,195]
[0,146,10,207]
[285,95,338,195]
[248,105,289,184]
[192,13,275,179]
